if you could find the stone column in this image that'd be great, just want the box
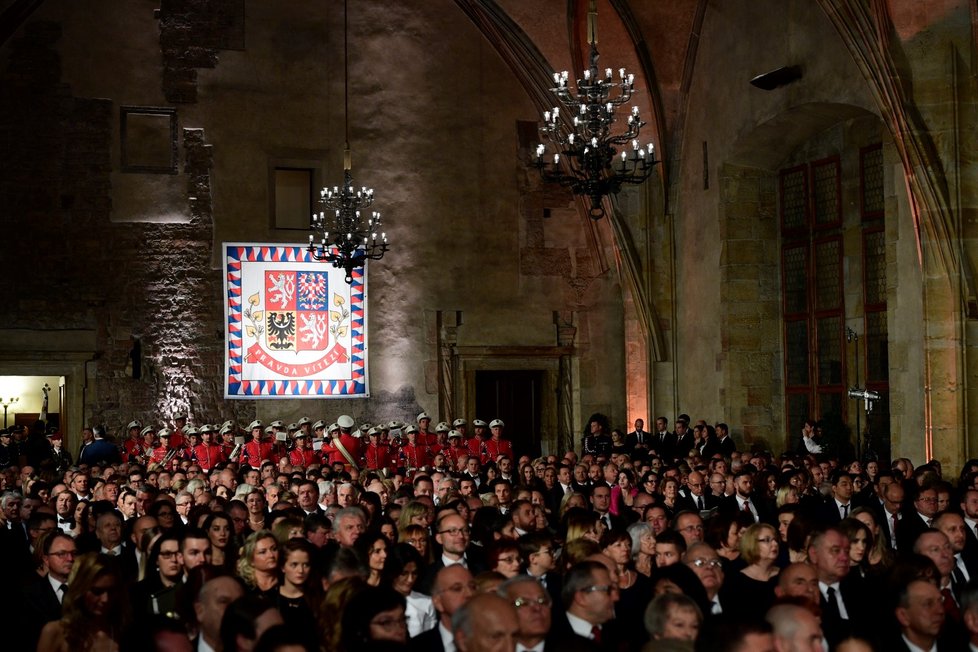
[555,311,577,454]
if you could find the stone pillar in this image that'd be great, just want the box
[555,311,577,454]
[438,311,461,422]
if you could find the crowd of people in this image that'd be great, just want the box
[3,410,978,652]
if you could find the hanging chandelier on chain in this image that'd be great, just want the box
[308,0,389,283]
[534,0,658,220]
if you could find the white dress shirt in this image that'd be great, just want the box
[818,581,849,619]
[47,575,67,604]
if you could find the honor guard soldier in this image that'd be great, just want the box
[219,422,236,460]
[321,415,361,470]
[123,420,143,461]
[182,426,200,461]
[469,419,490,459]
[240,420,273,468]
[297,416,313,439]
[170,413,188,449]
[483,419,514,462]
[132,426,155,464]
[444,430,468,471]
[194,424,225,472]
[399,425,432,474]
[452,418,468,439]
[363,427,392,473]
[150,429,179,470]
[417,412,437,446]
[433,422,450,454]
[312,419,327,442]
[289,430,317,468]
[319,423,339,464]
[48,431,72,475]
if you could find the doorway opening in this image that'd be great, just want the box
[475,370,544,460]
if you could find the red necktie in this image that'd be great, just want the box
[942,588,962,622]
[591,625,602,643]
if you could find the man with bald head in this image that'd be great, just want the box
[410,564,476,652]
[934,511,978,589]
[453,593,520,652]
[678,470,717,512]
[193,575,245,651]
[774,562,820,607]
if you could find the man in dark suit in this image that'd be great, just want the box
[890,579,948,651]
[419,513,486,594]
[715,423,737,457]
[651,417,676,462]
[550,561,619,651]
[21,531,75,650]
[934,512,978,596]
[410,564,476,652]
[878,480,905,550]
[589,484,625,532]
[192,575,246,652]
[718,470,771,525]
[623,419,649,457]
[897,483,940,552]
[808,526,868,647]
[673,418,695,460]
[676,471,719,513]
[816,471,855,526]
[498,575,555,651]
[961,488,978,552]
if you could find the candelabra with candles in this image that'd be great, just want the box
[308,155,388,284]
[0,396,18,428]
[534,1,658,219]
[307,0,389,284]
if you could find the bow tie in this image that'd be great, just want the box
[58,517,72,525]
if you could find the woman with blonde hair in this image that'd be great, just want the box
[320,576,368,652]
[237,529,280,595]
[396,500,429,536]
[563,508,602,544]
[774,485,799,508]
[558,491,588,519]
[38,552,129,652]
[719,522,780,619]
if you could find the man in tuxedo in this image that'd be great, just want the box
[410,564,476,652]
[296,480,324,516]
[960,488,978,552]
[715,423,737,457]
[548,464,574,513]
[589,485,622,532]
[22,532,75,650]
[498,575,553,652]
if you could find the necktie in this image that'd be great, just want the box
[57,583,67,603]
[942,587,962,622]
[841,504,849,518]
[697,496,704,510]
[824,587,842,623]
[590,625,602,643]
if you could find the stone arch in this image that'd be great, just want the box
[717,102,889,451]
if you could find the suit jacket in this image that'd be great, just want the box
[650,431,676,461]
[674,432,695,459]
[409,623,446,652]
[815,498,854,526]
[717,493,774,525]
[417,546,487,595]
[717,436,736,457]
[819,574,869,647]
[21,575,62,651]
[676,491,719,513]
[549,611,621,652]
[896,510,932,552]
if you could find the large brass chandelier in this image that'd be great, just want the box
[534,0,658,219]
[308,0,388,283]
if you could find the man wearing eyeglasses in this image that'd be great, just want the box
[22,532,75,650]
[552,560,619,650]
[683,542,725,617]
[897,483,940,552]
[410,564,477,652]
[420,513,486,594]
[498,575,553,652]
